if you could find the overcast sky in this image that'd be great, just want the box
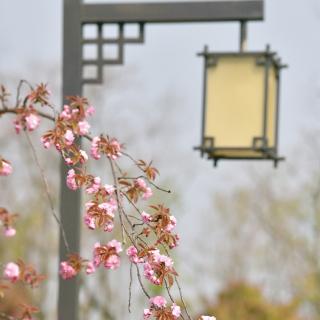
[1,0,320,149]
[1,0,320,314]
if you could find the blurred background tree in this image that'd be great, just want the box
[201,281,301,320]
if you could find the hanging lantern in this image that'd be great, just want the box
[195,45,287,166]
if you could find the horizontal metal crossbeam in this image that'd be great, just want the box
[81,1,263,24]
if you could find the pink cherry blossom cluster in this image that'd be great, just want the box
[59,254,95,280]
[126,245,143,264]
[126,247,177,286]
[143,249,175,285]
[134,178,153,200]
[139,204,180,249]
[60,103,94,136]
[93,240,122,270]
[84,198,117,232]
[3,260,45,289]
[65,168,117,232]
[13,106,41,133]
[143,296,181,320]
[40,97,95,166]
[59,261,77,280]
[0,158,13,176]
[90,135,122,160]
[0,84,218,320]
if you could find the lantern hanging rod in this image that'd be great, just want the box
[240,20,248,52]
[81,1,264,24]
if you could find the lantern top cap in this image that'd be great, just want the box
[198,46,288,70]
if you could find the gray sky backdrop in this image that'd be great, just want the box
[1,0,320,316]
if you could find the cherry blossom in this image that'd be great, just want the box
[60,104,72,120]
[171,304,181,319]
[90,135,122,160]
[150,296,167,308]
[144,296,182,319]
[13,106,40,133]
[86,262,96,275]
[25,113,40,131]
[40,135,52,149]
[90,136,101,160]
[78,120,90,135]
[104,184,115,195]
[59,261,77,280]
[3,262,20,283]
[66,169,79,190]
[64,129,75,146]
[4,227,16,237]
[126,245,142,264]
[141,211,152,223]
[79,149,88,163]
[134,178,153,200]
[85,105,95,117]
[84,214,96,230]
[143,308,152,319]
[93,240,122,270]
[0,159,12,176]
[85,176,101,194]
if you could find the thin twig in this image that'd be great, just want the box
[164,279,186,320]
[135,264,150,299]
[108,159,141,249]
[114,160,125,176]
[24,131,70,252]
[109,158,126,244]
[164,279,175,303]
[175,276,192,320]
[119,175,171,194]
[159,244,192,320]
[15,80,27,108]
[128,262,133,313]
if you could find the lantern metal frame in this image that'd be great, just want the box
[195,45,287,167]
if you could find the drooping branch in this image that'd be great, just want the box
[0,82,215,320]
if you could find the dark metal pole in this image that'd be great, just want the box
[59,0,82,319]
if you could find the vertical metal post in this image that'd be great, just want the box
[200,45,208,158]
[239,20,247,52]
[59,0,82,319]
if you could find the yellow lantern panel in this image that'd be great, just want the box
[205,55,277,150]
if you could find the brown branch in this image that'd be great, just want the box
[0,107,55,122]
[1,87,193,319]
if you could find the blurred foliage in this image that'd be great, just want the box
[202,281,302,320]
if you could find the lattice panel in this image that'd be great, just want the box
[81,22,145,85]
